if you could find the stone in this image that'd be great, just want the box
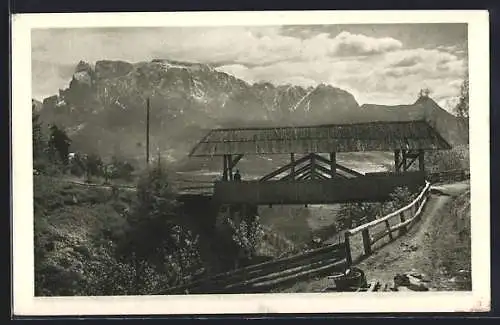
[394,274,410,287]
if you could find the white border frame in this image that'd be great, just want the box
[12,10,490,315]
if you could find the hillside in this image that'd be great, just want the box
[359,96,469,146]
[36,59,467,168]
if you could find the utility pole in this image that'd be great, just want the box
[146,97,150,166]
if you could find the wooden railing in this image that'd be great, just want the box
[344,181,432,266]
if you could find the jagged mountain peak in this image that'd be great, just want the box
[37,58,466,163]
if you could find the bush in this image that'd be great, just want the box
[226,217,265,262]
[337,186,414,231]
[425,146,469,173]
[114,162,204,292]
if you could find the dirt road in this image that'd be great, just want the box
[279,181,471,293]
[356,181,471,290]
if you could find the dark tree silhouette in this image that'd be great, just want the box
[32,101,44,160]
[418,88,431,99]
[455,78,469,119]
[48,125,71,165]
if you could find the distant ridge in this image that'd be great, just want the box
[35,59,467,163]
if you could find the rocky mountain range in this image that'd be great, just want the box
[35,59,468,166]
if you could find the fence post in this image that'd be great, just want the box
[385,219,394,241]
[399,212,407,236]
[344,232,352,268]
[361,228,372,256]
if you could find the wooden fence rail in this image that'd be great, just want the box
[344,181,432,266]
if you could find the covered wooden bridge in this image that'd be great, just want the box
[188,120,451,205]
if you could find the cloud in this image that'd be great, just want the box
[333,31,403,56]
[31,26,467,111]
[218,47,466,110]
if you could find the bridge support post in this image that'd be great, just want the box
[418,149,425,172]
[222,155,228,181]
[394,149,401,173]
[290,153,295,180]
[228,154,233,180]
[402,150,409,172]
[329,152,336,178]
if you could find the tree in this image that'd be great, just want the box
[455,78,469,119]
[32,102,45,161]
[85,153,104,181]
[418,88,432,99]
[69,153,86,177]
[108,156,135,181]
[226,216,264,264]
[337,202,382,231]
[48,124,71,166]
[116,162,202,291]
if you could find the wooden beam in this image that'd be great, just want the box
[394,149,401,173]
[313,153,362,177]
[222,155,228,181]
[404,155,418,170]
[281,163,312,181]
[330,152,336,178]
[228,154,233,180]
[314,163,335,178]
[335,163,363,177]
[311,153,316,180]
[418,149,425,172]
[311,153,331,166]
[362,229,372,256]
[229,154,244,169]
[290,153,295,180]
[312,170,329,180]
[260,154,311,182]
[297,170,311,180]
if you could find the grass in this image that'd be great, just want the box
[258,204,344,248]
[34,174,137,295]
[428,189,471,290]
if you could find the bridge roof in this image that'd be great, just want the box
[188,120,452,157]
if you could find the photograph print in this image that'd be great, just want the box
[12,10,490,315]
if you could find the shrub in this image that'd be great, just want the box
[425,146,469,173]
[115,162,203,292]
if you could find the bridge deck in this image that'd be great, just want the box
[212,171,425,205]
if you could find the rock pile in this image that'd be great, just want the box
[392,271,430,291]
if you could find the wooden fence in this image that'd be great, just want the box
[344,181,432,266]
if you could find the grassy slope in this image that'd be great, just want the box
[427,188,471,290]
[34,175,135,295]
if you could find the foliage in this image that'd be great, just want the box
[418,88,432,99]
[336,202,383,230]
[226,216,265,262]
[32,104,45,161]
[48,124,72,166]
[108,156,135,181]
[383,186,415,214]
[69,153,87,177]
[454,78,469,119]
[337,186,414,231]
[84,153,104,180]
[115,162,203,292]
[425,146,469,173]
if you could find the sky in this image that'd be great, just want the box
[32,24,468,111]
